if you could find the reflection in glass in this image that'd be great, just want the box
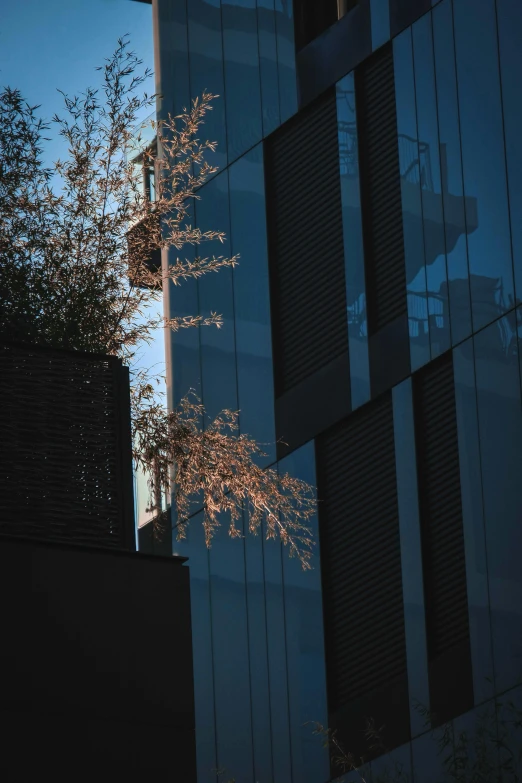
[394,29,429,371]
[393,379,430,737]
[172,511,218,783]
[370,0,390,52]
[188,0,228,171]
[280,441,329,783]
[257,0,281,136]
[496,0,522,310]
[411,727,448,782]
[208,517,254,783]
[229,144,276,465]
[474,318,522,693]
[431,0,472,346]
[371,742,412,782]
[412,13,450,360]
[244,509,273,783]
[222,0,263,163]
[275,0,298,124]
[336,72,370,410]
[263,524,293,783]
[453,0,514,333]
[155,0,191,120]
[196,171,239,420]
[453,340,494,705]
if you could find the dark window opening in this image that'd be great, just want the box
[294,0,358,51]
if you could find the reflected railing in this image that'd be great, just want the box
[338,120,435,192]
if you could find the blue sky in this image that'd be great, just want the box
[0,0,154,165]
[1,0,162,523]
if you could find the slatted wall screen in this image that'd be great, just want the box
[355,43,407,334]
[317,394,407,710]
[414,353,470,660]
[265,89,348,396]
[0,341,135,550]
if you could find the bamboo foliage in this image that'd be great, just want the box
[0,38,315,568]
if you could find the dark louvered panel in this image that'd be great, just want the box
[266,90,348,396]
[414,353,470,660]
[317,394,407,710]
[356,44,407,333]
[0,341,135,550]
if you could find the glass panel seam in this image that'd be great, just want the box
[467,337,497,697]
[493,0,518,315]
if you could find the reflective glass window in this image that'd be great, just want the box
[411,726,448,782]
[453,0,514,333]
[172,512,217,783]
[393,379,430,737]
[496,0,522,311]
[229,144,276,465]
[336,72,370,410]
[155,0,191,120]
[453,340,494,705]
[263,528,293,783]
[257,0,281,136]
[371,742,413,782]
[412,13,450,360]
[208,519,254,782]
[394,29,430,371]
[222,0,263,163]
[431,0,472,346]
[275,0,298,124]
[195,171,239,420]
[244,510,273,783]
[370,0,390,52]
[452,703,499,777]
[166,244,203,408]
[280,441,329,783]
[188,0,228,171]
[497,685,522,780]
[474,318,522,693]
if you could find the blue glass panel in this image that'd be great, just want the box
[496,0,522,311]
[453,0,514,333]
[431,0,472,346]
[412,13,450,359]
[166,242,203,409]
[263,528,292,783]
[453,703,498,778]
[244,510,273,783]
[393,379,430,737]
[370,0,390,52]
[497,685,522,780]
[229,144,276,465]
[172,512,217,783]
[222,0,263,163]
[280,441,329,783]
[371,742,413,782]
[257,0,281,136]
[195,171,239,420]
[411,726,448,782]
[208,518,254,782]
[453,340,494,705]
[187,0,227,171]
[394,29,430,371]
[474,318,522,693]
[274,0,297,124]
[155,0,191,120]
[336,72,370,410]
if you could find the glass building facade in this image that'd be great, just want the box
[143,0,522,780]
